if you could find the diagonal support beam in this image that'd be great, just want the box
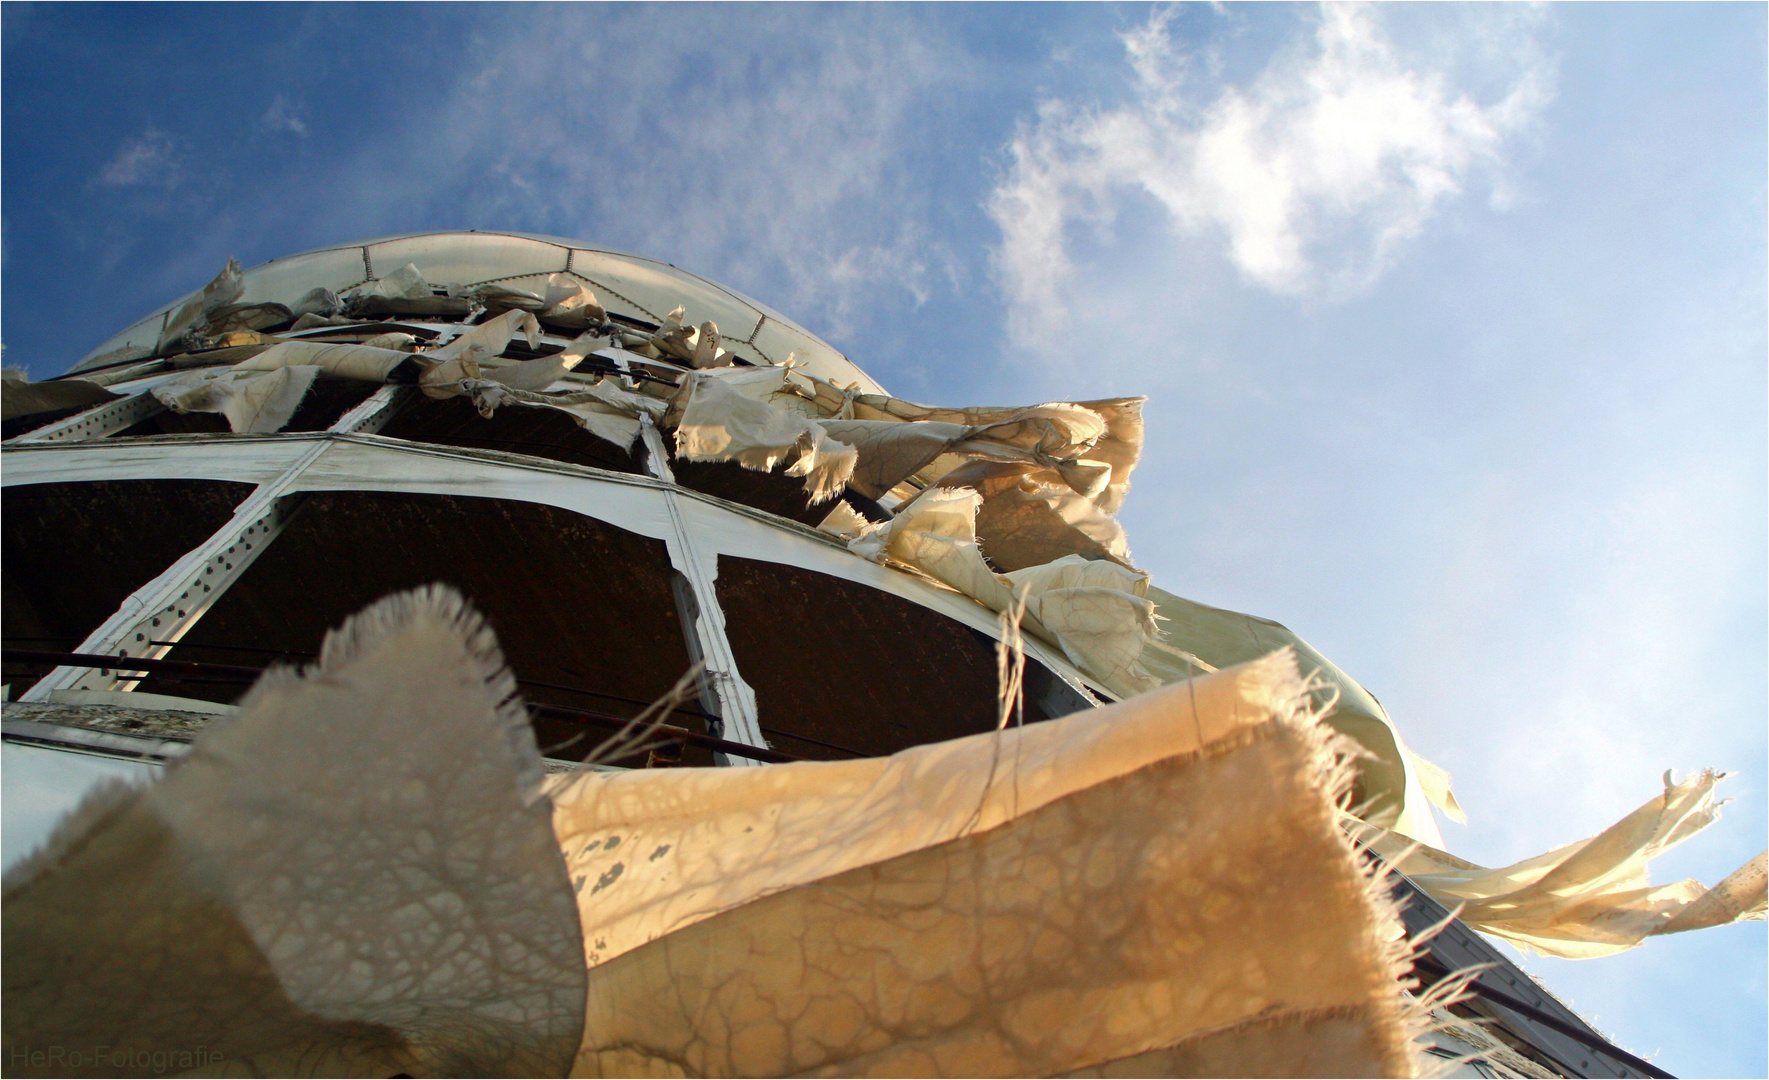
[19,386,410,700]
[5,390,164,444]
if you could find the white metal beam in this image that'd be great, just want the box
[638,413,769,765]
[5,390,164,445]
[18,387,410,700]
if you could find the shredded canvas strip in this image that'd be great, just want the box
[551,650,1419,1078]
[1358,774,1768,959]
[152,363,323,434]
[1,587,586,1078]
[850,487,1159,698]
[674,370,859,502]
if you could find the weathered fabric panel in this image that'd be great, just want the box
[557,652,1415,1078]
[2,588,586,1078]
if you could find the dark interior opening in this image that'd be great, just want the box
[2,479,254,685]
[671,460,836,526]
[2,404,89,440]
[377,395,644,475]
[714,555,1093,761]
[134,490,706,766]
[115,407,232,437]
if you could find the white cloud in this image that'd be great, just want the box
[989,4,1553,339]
[261,94,308,137]
[328,6,963,343]
[95,128,178,187]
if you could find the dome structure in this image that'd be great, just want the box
[75,230,886,395]
[3,231,1747,1078]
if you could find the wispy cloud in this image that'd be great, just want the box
[95,127,178,187]
[261,94,308,137]
[989,4,1553,339]
[328,6,964,343]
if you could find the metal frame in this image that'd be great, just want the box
[16,388,409,700]
[5,417,1109,740]
[5,389,165,444]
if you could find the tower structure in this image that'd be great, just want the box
[1,231,1714,1077]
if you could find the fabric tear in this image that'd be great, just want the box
[673,370,857,502]
[152,364,321,434]
[1,368,119,421]
[850,487,1158,697]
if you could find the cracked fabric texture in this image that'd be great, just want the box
[553,651,1416,1078]
[2,586,586,1078]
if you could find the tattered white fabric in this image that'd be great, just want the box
[648,305,729,368]
[0,368,119,421]
[236,339,414,382]
[155,310,554,434]
[1139,585,1445,847]
[537,274,608,329]
[551,650,1419,1078]
[462,376,666,451]
[0,587,586,1077]
[152,364,322,434]
[780,374,1145,510]
[933,458,1132,571]
[674,369,857,502]
[1358,772,1768,959]
[851,487,1158,698]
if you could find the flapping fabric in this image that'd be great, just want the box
[1357,774,1767,959]
[551,650,1420,1078]
[850,487,1159,698]
[674,369,859,503]
[152,363,323,434]
[1,587,586,1078]
[1138,585,1444,847]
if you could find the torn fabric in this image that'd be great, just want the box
[347,261,433,302]
[1,586,586,1077]
[850,487,1158,697]
[551,651,1418,1078]
[152,364,322,434]
[1358,772,1768,958]
[933,459,1131,571]
[462,376,666,451]
[1,369,119,421]
[537,274,608,329]
[781,374,1145,510]
[649,305,730,368]
[673,369,857,502]
[235,339,415,383]
[1138,585,1442,846]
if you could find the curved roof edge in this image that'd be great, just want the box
[74,230,885,394]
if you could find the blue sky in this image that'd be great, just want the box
[4,3,1764,1073]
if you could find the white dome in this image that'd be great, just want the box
[75,230,886,394]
